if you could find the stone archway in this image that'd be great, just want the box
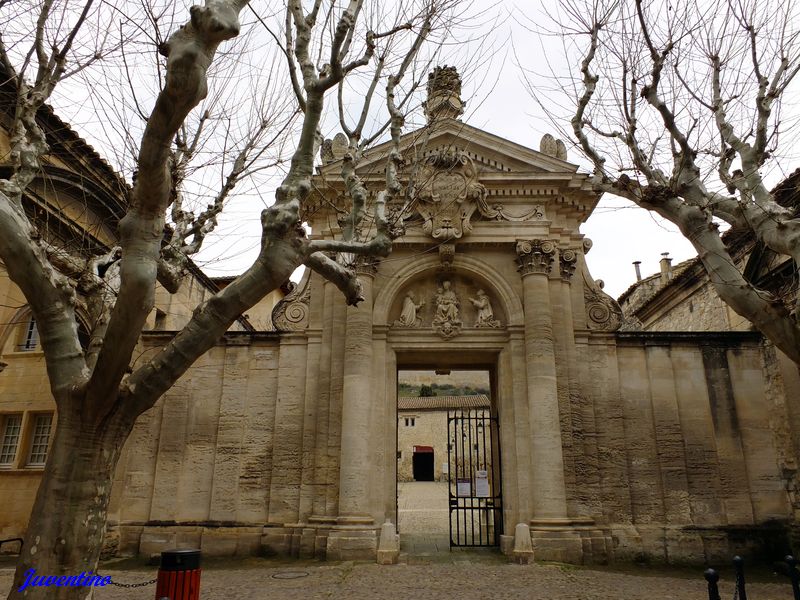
[369,253,528,545]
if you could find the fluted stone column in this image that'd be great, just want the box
[515,240,568,520]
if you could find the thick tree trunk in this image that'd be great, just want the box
[6,401,133,600]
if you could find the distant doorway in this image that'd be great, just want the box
[396,367,493,545]
[412,447,434,481]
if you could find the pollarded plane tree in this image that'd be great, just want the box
[534,0,800,364]
[0,0,465,597]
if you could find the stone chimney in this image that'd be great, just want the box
[633,261,642,282]
[659,253,672,285]
[424,66,464,124]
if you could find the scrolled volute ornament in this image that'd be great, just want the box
[559,249,578,281]
[272,274,312,331]
[580,263,623,332]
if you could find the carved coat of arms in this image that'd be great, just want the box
[415,149,486,240]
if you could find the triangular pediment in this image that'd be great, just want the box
[317,119,580,178]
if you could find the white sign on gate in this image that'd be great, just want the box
[475,470,490,497]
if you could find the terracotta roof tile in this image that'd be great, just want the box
[397,394,490,410]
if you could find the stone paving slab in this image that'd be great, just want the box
[1,556,796,599]
[398,481,450,535]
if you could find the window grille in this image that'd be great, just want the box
[0,415,22,465]
[17,317,39,351]
[27,414,53,466]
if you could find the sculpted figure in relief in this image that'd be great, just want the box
[395,291,425,327]
[434,281,461,324]
[433,280,462,338]
[469,289,500,328]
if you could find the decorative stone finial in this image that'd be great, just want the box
[539,133,568,161]
[424,66,464,123]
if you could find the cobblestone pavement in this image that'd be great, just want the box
[1,555,796,600]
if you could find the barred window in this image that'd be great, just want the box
[0,415,22,466]
[17,317,39,352]
[27,414,53,466]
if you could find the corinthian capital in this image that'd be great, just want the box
[515,239,556,276]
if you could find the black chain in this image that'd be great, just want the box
[95,571,157,589]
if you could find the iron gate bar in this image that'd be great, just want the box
[447,408,503,547]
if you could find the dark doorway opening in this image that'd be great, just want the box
[413,449,434,481]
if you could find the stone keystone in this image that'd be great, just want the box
[376,520,400,565]
[512,522,535,565]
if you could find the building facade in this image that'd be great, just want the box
[3,67,800,565]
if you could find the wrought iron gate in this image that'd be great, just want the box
[447,408,503,547]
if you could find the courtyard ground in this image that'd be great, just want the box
[1,553,797,599]
[2,486,794,598]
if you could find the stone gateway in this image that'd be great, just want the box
[2,67,799,566]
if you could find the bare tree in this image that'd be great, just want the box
[528,0,800,364]
[0,0,464,597]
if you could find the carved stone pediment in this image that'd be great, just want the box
[415,149,486,240]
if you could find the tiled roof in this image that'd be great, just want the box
[398,394,490,410]
[617,169,799,311]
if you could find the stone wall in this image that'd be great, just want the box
[397,410,449,482]
[585,332,794,563]
[107,334,285,557]
[646,283,747,332]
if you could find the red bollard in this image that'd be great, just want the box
[154,549,201,600]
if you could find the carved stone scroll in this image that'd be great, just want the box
[580,260,623,331]
[272,273,311,331]
[540,133,568,161]
[439,244,455,271]
[559,249,578,281]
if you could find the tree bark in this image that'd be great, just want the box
[7,401,132,600]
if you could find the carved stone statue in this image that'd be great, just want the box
[539,133,568,161]
[433,280,462,338]
[394,291,425,327]
[469,289,500,328]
